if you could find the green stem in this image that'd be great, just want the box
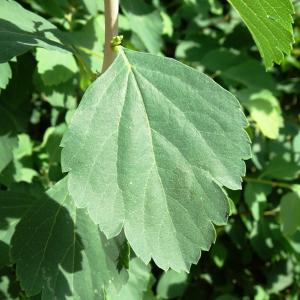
[102,0,119,73]
[244,177,294,189]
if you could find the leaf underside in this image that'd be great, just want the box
[61,47,251,272]
[228,0,294,68]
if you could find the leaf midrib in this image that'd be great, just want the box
[120,50,207,267]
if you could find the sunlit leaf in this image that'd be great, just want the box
[61,47,251,272]
[228,0,294,68]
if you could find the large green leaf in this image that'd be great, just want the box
[2,178,125,298]
[228,0,294,68]
[61,47,251,272]
[0,0,71,63]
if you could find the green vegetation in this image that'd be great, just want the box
[0,0,299,299]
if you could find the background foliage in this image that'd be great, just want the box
[0,0,300,299]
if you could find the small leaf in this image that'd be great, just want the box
[228,0,294,68]
[61,47,251,272]
[244,183,271,220]
[241,90,283,139]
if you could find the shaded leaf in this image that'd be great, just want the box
[68,15,104,73]
[244,183,271,220]
[8,178,125,298]
[210,241,228,268]
[0,182,42,267]
[157,270,188,299]
[79,0,102,15]
[263,156,300,180]
[0,267,23,299]
[201,49,275,90]
[122,0,163,54]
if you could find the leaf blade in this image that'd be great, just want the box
[61,47,251,272]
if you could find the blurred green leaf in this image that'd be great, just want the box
[36,48,78,86]
[263,156,300,180]
[240,89,284,139]
[157,270,188,299]
[68,15,105,73]
[280,191,300,236]
[245,183,271,220]
[0,62,11,89]
[210,241,228,268]
[122,0,163,54]
[0,135,17,173]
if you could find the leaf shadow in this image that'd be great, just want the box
[0,182,85,299]
[0,19,72,63]
[122,0,156,16]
